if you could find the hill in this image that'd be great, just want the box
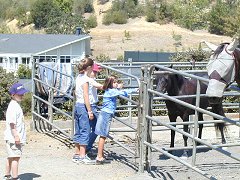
[6,0,232,59]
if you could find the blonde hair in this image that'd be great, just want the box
[77,57,94,74]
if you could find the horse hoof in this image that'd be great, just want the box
[180,151,188,159]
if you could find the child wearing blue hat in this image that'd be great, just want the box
[3,83,28,180]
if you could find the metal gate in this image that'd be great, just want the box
[32,60,240,179]
[139,64,240,179]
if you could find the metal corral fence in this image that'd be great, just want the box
[138,64,240,179]
[31,60,240,179]
[31,59,141,158]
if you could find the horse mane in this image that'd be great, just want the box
[168,73,185,95]
[212,43,229,59]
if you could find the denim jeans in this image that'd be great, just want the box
[87,104,99,151]
[73,103,90,145]
[95,111,113,137]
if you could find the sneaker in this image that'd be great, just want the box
[79,155,96,165]
[95,157,111,165]
[12,177,21,180]
[3,175,11,180]
[86,149,97,158]
[72,154,81,163]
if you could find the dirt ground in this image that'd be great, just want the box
[0,114,239,180]
[0,119,153,180]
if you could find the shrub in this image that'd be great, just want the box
[172,0,209,31]
[0,67,17,120]
[102,12,113,25]
[21,92,32,115]
[16,64,32,79]
[112,11,128,24]
[208,1,230,35]
[170,48,211,69]
[86,15,97,29]
[145,3,156,22]
[30,0,57,29]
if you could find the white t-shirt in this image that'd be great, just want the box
[89,78,98,104]
[4,100,26,144]
[75,74,98,104]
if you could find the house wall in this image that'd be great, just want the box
[0,54,32,73]
[0,37,91,72]
[38,39,89,63]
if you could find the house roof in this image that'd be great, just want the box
[0,33,90,54]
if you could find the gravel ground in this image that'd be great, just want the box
[0,114,239,180]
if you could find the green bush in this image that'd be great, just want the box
[112,11,128,24]
[0,67,17,120]
[172,1,209,31]
[21,92,32,115]
[30,0,57,29]
[170,48,211,69]
[208,1,230,35]
[102,12,113,25]
[145,3,156,22]
[86,15,97,29]
[17,64,32,79]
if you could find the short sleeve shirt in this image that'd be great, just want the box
[75,74,98,104]
[4,100,26,144]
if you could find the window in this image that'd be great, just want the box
[60,56,71,63]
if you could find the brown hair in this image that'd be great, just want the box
[77,57,94,74]
[103,75,117,90]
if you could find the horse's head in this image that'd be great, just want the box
[206,40,238,102]
[155,66,172,93]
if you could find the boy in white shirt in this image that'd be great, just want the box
[3,83,28,180]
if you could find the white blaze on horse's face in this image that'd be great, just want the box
[206,44,236,97]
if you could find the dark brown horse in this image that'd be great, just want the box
[155,66,226,156]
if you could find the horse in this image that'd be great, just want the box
[206,39,240,103]
[155,66,226,156]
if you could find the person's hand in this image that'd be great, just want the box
[14,135,20,145]
[117,83,123,89]
[88,111,94,120]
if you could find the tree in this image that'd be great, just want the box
[46,12,86,34]
[208,1,230,35]
[30,0,57,29]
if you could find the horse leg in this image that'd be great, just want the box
[181,115,189,158]
[169,114,177,154]
[197,113,204,146]
[211,103,226,144]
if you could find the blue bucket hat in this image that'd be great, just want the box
[9,83,29,95]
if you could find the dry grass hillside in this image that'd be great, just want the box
[6,0,232,59]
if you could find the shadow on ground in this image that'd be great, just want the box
[19,173,41,180]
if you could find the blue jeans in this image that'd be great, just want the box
[87,104,99,151]
[73,103,89,145]
[95,111,113,137]
[73,103,98,146]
